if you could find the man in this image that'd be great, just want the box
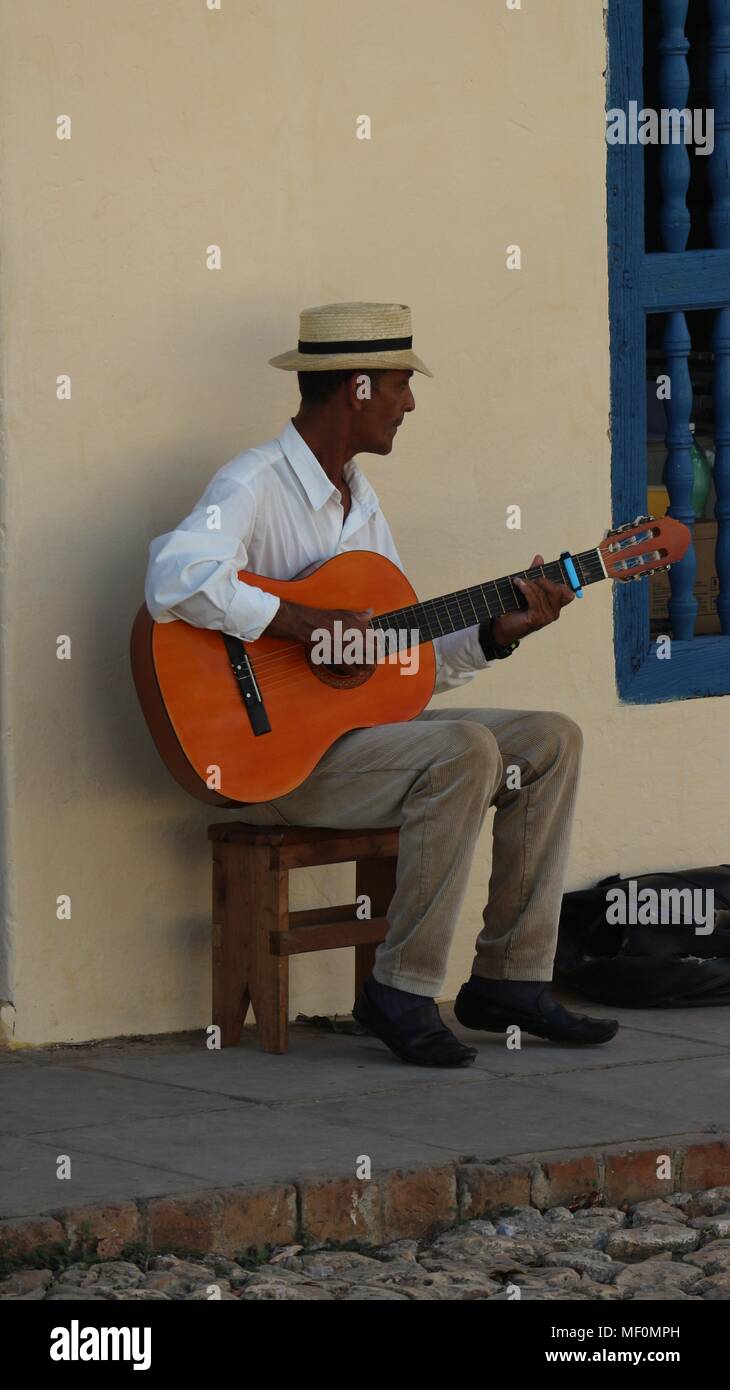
[146,301,618,1067]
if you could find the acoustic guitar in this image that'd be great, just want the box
[131,514,690,807]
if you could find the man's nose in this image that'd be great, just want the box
[404,388,416,412]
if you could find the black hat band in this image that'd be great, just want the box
[297,335,413,354]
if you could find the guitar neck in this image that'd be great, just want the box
[372,548,606,642]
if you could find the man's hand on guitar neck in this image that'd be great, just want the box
[266,599,376,672]
[491,553,575,646]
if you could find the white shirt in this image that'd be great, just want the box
[145,419,493,695]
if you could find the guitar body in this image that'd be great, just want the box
[131,550,436,806]
[132,513,690,807]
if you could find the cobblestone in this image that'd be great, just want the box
[2,1185,730,1300]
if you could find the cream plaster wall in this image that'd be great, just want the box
[1,0,726,1046]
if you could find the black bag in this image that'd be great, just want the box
[554,865,730,1007]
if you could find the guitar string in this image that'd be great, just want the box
[242,567,608,680]
[217,542,659,698]
[231,633,433,683]
[244,587,608,679]
[233,578,622,697]
[246,573,605,696]
[232,561,617,697]
[247,565,641,697]
[249,661,389,699]
[240,571,607,679]
[240,557,606,677]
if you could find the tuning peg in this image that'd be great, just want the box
[608,515,656,537]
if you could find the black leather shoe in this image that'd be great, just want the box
[453,980,619,1045]
[353,989,478,1067]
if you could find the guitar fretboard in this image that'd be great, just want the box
[371,549,605,643]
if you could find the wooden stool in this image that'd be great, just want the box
[208,821,399,1053]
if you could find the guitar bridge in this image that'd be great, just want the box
[221,634,271,736]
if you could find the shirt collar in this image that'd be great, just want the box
[277,419,380,519]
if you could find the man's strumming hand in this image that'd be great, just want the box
[266,599,376,671]
[490,553,575,646]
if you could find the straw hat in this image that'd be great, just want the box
[269,301,433,377]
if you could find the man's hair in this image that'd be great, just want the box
[297,368,382,405]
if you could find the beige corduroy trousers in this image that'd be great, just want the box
[240,706,583,996]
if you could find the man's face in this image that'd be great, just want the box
[358,369,415,454]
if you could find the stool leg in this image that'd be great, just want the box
[212,841,252,1047]
[354,855,397,997]
[249,849,289,1054]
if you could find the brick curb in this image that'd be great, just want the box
[2,1134,729,1263]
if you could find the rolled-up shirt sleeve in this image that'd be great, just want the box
[145,474,280,642]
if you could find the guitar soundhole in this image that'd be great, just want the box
[305,650,377,690]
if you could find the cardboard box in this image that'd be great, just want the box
[649,519,721,637]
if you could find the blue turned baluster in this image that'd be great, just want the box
[663,313,699,637]
[658,2,697,639]
[658,0,691,252]
[708,0,730,250]
[708,2,730,633]
[713,310,730,633]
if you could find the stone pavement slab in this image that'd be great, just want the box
[15,1008,725,1102]
[24,1103,459,1194]
[290,1076,674,1160]
[2,999,730,1223]
[556,996,730,1047]
[0,1061,238,1134]
[534,1056,730,1133]
[0,1136,216,1214]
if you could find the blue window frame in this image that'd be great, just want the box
[607,0,730,701]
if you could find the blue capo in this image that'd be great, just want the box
[560,550,584,598]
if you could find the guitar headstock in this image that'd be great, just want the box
[599,514,691,582]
